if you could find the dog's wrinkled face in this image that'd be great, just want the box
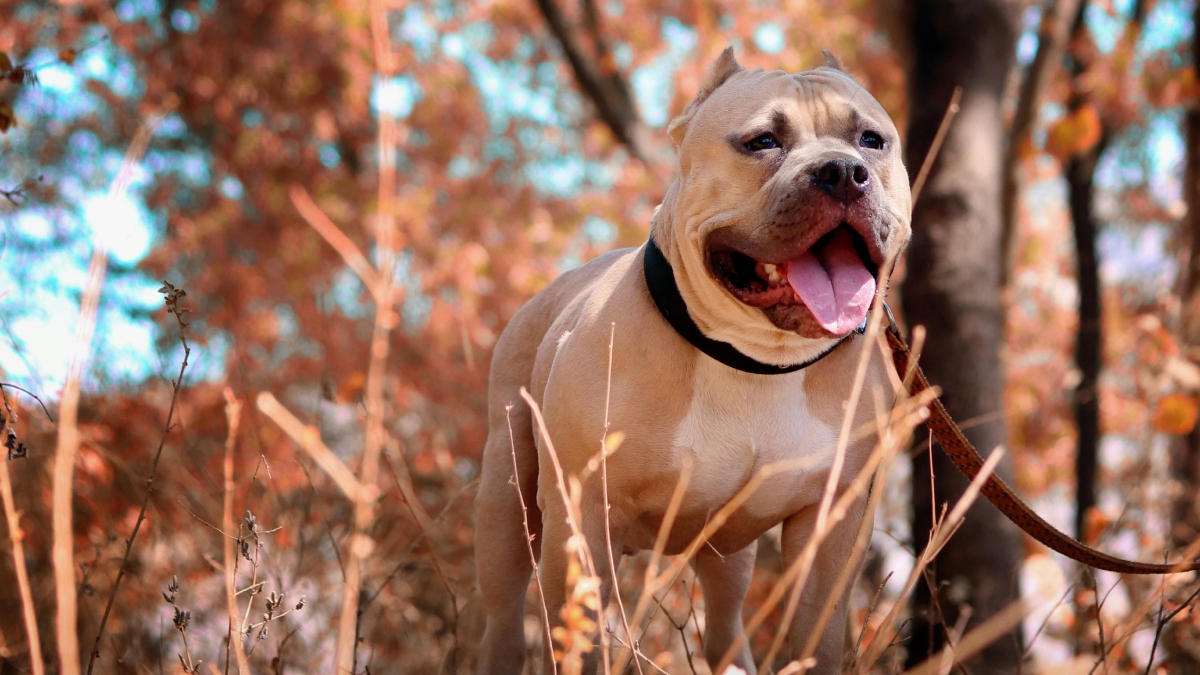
[660,49,911,362]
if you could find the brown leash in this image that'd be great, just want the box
[884,316,1200,574]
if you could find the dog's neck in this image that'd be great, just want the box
[642,235,860,375]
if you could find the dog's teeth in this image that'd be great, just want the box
[762,263,776,275]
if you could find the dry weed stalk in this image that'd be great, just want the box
[900,601,1028,675]
[47,118,158,675]
[162,575,201,674]
[255,393,369,501]
[856,449,1006,671]
[0,379,43,675]
[520,387,605,673]
[260,2,405,668]
[52,197,105,675]
[717,386,933,674]
[86,280,191,675]
[506,403,557,675]
[599,323,643,675]
[1082,535,1200,672]
[222,388,251,674]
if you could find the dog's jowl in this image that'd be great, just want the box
[475,47,911,675]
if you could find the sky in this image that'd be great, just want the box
[0,0,1195,400]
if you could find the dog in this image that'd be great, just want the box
[474,47,912,674]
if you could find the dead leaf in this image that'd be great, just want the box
[1151,393,1199,435]
[1045,103,1103,161]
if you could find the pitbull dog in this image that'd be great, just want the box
[475,48,912,674]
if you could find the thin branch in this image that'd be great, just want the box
[1143,583,1200,675]
[289,185,382,295]
[66,117,158,675]
[255,391,369,503]
[0,382,54,422]
[533,0,647,160]
[86,282,191,674]
[0,388,43,675]
[910,87,963,208]
[505,404,556,675]
[600,323,642,675]
[1001,0,1082,286]
[901,601,1028,675]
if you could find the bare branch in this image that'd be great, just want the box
[289,185,383,295]
[254,392,369,503]
[1000,0,1082,286]
[0,374,43,675]
[533,0,648,160]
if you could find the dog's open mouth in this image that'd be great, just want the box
[709,225,879,335]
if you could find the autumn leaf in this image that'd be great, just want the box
[1081,506,1112,546]
[1151,393,1199,435]
[58,48,77,65]
[1045,103,1103,161]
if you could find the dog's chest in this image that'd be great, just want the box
[670,360,841,519]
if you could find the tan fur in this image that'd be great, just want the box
[475,48,911,675]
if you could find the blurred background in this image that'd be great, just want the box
[4,0,1200,672]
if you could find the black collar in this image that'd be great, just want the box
[642,235,860,375]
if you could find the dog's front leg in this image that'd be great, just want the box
[538,497,620,675]
[780,494,871,674]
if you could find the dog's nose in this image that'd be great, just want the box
[814,158,869,204]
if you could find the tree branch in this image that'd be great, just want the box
[1000,0,1082,287]
[534,0,648,160]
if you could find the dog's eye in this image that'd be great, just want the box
[744,133,780,152]
[859,131,884,150]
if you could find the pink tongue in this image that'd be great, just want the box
[785,229,876,335]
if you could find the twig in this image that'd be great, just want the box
[0,382,53,422]
[1143,583,1200,675]
[86,282,191,675]
[901,601,1028,675]
[288,186,382,295]
[1000,0,1083,284]
[857,450,1006,671]
[506,404,557,675]
[255,392,368,503]
[531,0,647,159]
[362,478,477,608]
[600,323,641,675]
[621,458,692,671]
[910,87,963,208]
[799,386,909,668]
[295,456,346,580]
[846,571,894,672]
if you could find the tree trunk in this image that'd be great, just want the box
[899,1,1025,671]
[1173,0,1200,564]
[1066,143,1106,541]
[1166,3,1200,670]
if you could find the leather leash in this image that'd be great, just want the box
[884,312,1200,574]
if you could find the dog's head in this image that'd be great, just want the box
[654,48,911,366]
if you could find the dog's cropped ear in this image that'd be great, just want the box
[668,46,744,146]
[821,50,846,72]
